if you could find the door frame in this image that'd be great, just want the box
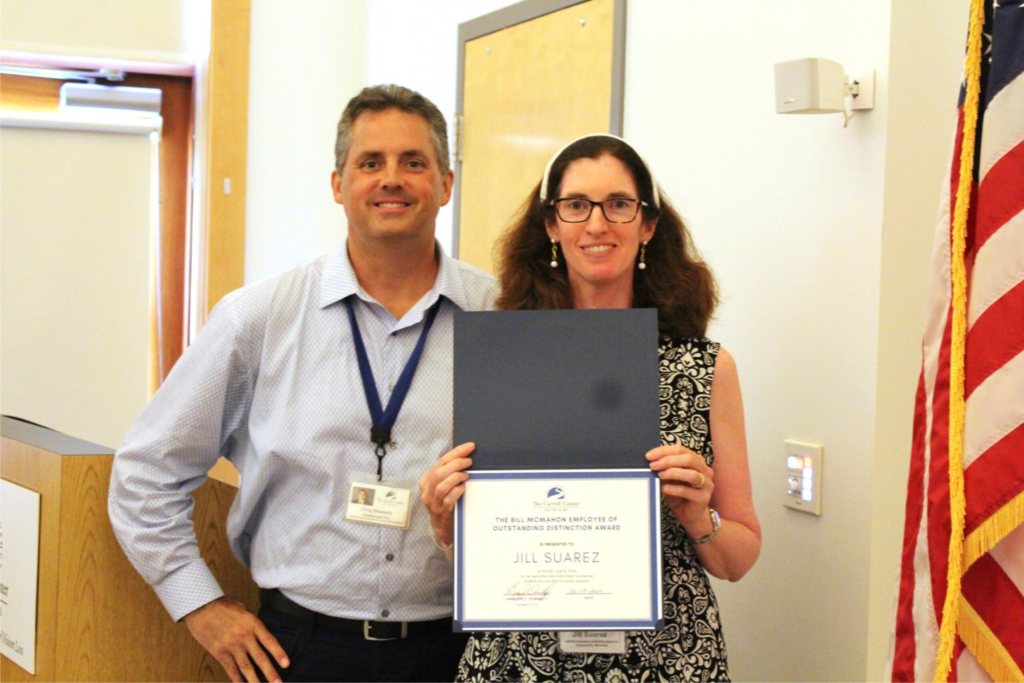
[453,0,627,258]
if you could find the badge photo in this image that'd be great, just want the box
[344,478,413,529]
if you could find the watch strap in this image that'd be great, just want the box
[691,507,721,545]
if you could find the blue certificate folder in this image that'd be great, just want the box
[453,309,660,470]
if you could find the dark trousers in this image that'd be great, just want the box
[258,605,469,683]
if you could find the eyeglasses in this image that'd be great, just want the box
[550,197,648,223]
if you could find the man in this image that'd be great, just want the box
[109,85,496,683]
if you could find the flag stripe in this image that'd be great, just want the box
[965,278,1024,397]
[967,207,1024,329]
[957,646,995,683]
[962,554,1024,670]
[975,139,1024,253]
[892,371,930,681]
[908,162,955,681]
[928,307,955,628]
[989,523,1024,597]
[964,421,1024,532]
[963,349,1024,468]
[959,595,1023,682]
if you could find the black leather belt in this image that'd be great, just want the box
[259,589,450,641]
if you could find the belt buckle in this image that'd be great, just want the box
[363,620,407,641]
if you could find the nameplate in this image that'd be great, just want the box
[0,479,41,674]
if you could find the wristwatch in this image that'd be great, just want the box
[691,508,721,545]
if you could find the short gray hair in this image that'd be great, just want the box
[335,84,450,175]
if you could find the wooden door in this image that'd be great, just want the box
[456,0,624,274]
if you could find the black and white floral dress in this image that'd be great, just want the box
[457,338,730,682]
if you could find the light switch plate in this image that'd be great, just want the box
[783,440,823,516]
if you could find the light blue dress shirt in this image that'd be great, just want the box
[109,243,496,622]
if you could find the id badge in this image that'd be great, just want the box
[558,631,627,654]
[345,474,413,529]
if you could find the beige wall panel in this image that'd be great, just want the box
[205,0,251,315]
[459,0,614,274]
[0,0,187,59]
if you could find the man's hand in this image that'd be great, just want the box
[184,597,289,683]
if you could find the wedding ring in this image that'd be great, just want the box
[695,472,706,489]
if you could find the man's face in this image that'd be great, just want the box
[332,108,454,247]
[357,490,367,503]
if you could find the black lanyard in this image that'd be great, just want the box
[345,297,442,480]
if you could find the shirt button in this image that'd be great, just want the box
[386,553,394,561]
[381,609,390,618]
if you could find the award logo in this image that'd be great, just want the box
[534,485,580,508]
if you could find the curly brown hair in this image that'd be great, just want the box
[494,136,718,339]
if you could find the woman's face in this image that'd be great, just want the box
[546,154,656,303]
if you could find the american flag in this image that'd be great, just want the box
[889,0,1024,681]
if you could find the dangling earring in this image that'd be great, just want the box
[550,239,559,268]
[638,241,648,270]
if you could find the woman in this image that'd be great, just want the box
[420,134,761,681]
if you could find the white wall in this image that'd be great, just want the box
[245,0,507,281]
[243,0,369,283]
[365,0,519,254]
[625,2,890,680]
[0,0,188,60]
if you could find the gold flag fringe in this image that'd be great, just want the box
[959,595,1024,682]
[964,492,1024,571]
[934,0,985,680]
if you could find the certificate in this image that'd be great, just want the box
[454,469,662,631]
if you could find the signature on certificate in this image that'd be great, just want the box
[505,581,557,596]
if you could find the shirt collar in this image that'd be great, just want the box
[319,240,471,312]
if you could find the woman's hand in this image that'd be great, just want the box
[646,445,715,538]
[419,442,475,551]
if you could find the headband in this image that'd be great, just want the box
[538,133,661,209]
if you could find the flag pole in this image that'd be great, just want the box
[933,0,985,679]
